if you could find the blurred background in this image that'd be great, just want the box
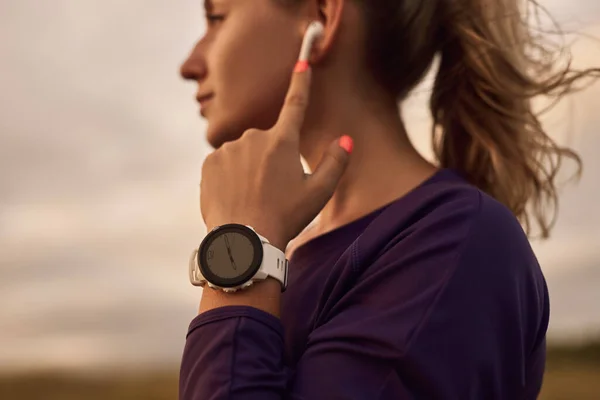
[0,0,599,399]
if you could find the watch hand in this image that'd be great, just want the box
[223,235,236,270]
[227,253,237,270]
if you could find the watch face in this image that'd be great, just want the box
[198,224,263,288]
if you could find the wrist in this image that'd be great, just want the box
[199,278,282,317]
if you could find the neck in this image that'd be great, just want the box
[299,75,437,233]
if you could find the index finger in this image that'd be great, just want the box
[275,60,312,141]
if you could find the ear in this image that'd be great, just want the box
[301,0,345,64]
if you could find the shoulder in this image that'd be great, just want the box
[317,177,547,356]
[354,173,544,313]
[347,174,547,350]
[419,177,538,279]
[358,172,534,272]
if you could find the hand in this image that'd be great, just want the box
[199,62,353,252]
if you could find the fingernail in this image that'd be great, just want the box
[339,135,354,154]
[294,60,309,73]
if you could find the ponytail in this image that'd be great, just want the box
[430,0,598,238]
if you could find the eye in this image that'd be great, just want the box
[206,14,226,27]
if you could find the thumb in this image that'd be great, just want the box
[308,135,353,201]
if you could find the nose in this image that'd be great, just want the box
[180,40,207,81]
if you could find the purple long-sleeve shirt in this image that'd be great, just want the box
[180,169,549,399]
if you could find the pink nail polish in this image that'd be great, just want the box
[294,60,309,73]
[339,135,354,154]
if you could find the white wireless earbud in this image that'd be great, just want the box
[298,21,325,62]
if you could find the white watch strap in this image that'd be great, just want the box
[255,239,288,291]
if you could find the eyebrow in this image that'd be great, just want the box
[204,0,213,12]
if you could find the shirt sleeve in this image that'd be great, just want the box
[179,191,549,400]
[179,306,287,400]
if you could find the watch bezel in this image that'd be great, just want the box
[197,224,263,289]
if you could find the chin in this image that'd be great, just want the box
[205,121,244,150]
[204,104,280,149]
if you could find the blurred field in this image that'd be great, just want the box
[0,341,598,399]
[540,340,600,399]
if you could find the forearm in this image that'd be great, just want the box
[180,305,286,400]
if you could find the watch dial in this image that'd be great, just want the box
[206,232,255,279]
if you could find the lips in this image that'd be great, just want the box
[196,93,214,107]
[196,93,214,117]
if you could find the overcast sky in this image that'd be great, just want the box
[0,0,599,372]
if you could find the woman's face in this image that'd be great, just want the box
[181,0,305,149]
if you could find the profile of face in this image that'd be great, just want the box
[180,0,306,149]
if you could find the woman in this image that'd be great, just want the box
[179,0,595,398]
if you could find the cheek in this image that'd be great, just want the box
[244,62,292,127]
[207,60,289,145]
[209,12,301,131]
[216,37,297,130]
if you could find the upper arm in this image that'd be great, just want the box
[286,192,547,399]
[283,191,481,399]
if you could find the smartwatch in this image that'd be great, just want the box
[189,224,288,293]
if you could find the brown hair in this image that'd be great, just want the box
[284,0,600,238]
